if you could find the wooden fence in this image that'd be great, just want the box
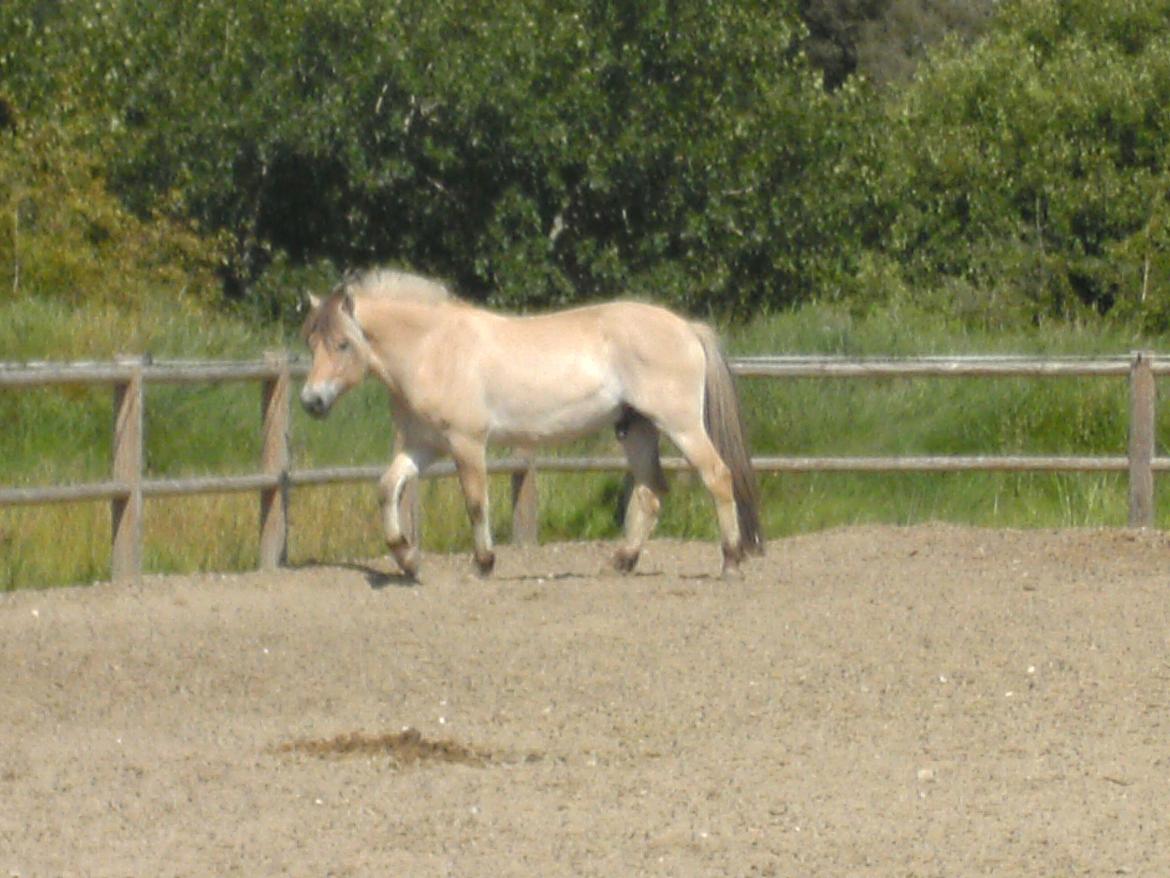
[1,352,1165,581]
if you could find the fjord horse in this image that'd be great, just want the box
[300,269,763,578]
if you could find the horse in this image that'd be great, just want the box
[299,268,764,579]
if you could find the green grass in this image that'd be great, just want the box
[3,293,1167,589]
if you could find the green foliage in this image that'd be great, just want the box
[797,0,996,89]
[7,0,1170,327]
[876,0,1170,327]
[4,0,873,316]
[0,120,222,311]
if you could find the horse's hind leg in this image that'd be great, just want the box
[614,413,668,573]
[449,436,495,576]
[666,427,743,577]
[380,442,435,579]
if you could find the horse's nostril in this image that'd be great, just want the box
[301,392,327,418]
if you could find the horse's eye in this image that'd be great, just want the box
[337,339,351,352]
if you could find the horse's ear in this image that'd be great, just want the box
[307,292,321,311]
[341,290,356,317]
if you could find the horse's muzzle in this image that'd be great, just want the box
[300,386,334,419]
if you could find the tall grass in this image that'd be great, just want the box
[2,294,1167,589]
[728,299,1159,541]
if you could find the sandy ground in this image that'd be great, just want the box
[3,525,1170,877]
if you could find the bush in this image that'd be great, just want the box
[4,0,874,317]
[0,120,221,312]
[876,0,1170,326]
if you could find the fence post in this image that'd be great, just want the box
[1128,351,1156,528]
[511,455,539,545]
[259,353,291,569]
[111,356,144,580]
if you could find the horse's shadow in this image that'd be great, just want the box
[344,562,417,590]
[294,560,678,590]
[292,559,418,590]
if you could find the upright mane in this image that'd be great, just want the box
[341,268,453,304]
[302,268,454,341]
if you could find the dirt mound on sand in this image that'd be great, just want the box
[274,727,490,765]
[4,526,1170,876]
[272,727,542,768]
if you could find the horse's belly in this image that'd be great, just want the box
[488,394,620,445]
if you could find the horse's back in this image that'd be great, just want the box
[441,299,707,442]
[477,300,695,364]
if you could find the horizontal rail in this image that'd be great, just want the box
[288,465,387,487]
[143,474,281,497]
[6,354,1170,388]
[532,455,1166,474]
[13,453,1159,507]
[519,455,1165,473]
[0,474,281,505]
[0,481,131,506]
[730,356,1152,378]
[753,455,1148,473]
[0,360,308,388]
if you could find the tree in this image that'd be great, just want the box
[797,0,995,89]
[877,0,1170,326]
[3,0,875,317]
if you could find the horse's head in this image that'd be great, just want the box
[299,288,369,418]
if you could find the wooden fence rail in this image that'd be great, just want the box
[1,352,1165,581]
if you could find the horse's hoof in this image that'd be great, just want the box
[390,541,420,579]
[474,551,496,577]
[721,543,745,580]
[613,549,639,574]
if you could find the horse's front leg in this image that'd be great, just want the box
[379,442,435,579]
[449,436,494,576]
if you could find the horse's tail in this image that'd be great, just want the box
[693,322,765,556]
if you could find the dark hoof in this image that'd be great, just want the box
[721,542,745,579]
[612,549,639,574]
[389,541,420,580]
[474,551,496,577]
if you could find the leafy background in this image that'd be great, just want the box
[5,0,1169,329]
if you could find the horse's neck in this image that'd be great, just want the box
[355,296,448,386]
